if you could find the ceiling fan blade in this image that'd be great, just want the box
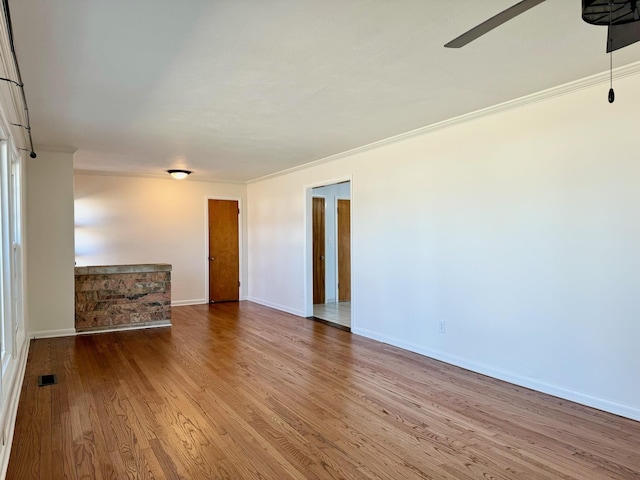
[606,22,640,52]
[444,0,547,48]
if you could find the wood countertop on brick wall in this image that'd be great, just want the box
[74,263,172,275]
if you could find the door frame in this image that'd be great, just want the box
[303,177,352,318]
[204,195,244,303]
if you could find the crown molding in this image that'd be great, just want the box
[73,169,246,185]
[248,60,640,184]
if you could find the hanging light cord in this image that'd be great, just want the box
[608,0,615,103]
[1,0,36,157]
[610,42,613,89]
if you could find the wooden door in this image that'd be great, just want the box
[208,199,239,302]
[312,197,325,304]
[337,199,351,302]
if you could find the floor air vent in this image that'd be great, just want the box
[37,374,57,387]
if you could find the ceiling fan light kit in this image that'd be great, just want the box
[445,0,640,102]
[583,0,640,27]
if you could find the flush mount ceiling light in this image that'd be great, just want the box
[167,169,192,180]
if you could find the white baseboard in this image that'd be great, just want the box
[352,327,640,423]
[171,297,249,306]
[171,298,207,306]
[0,336,30,479]
[76,323,171,335]
[246,297,305,317]
[29,328,77,339]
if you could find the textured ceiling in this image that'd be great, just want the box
[10,0,640,181]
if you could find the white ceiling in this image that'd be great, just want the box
[10,0,640,182]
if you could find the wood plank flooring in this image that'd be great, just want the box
[7,302,640,479]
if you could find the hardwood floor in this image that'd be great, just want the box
[7,302,640,479]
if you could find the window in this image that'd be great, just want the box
[0,139,9,366]
[0,137,26,398]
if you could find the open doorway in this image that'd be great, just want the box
[308,181,351,329]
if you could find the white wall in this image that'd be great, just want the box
[26,150,76,336]
[312,182,350,303]
[248,71,640,421]
[74,173,247,304]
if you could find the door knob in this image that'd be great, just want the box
[209,257,215,261]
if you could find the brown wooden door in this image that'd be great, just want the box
[312,197,325,304]
[208,199,239,302]
[337,199,351,302]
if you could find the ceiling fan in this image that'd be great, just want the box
[445,0,640,53]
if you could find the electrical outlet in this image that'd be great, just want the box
[438,321,446,334]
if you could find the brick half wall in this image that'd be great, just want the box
[75,264,171,332]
